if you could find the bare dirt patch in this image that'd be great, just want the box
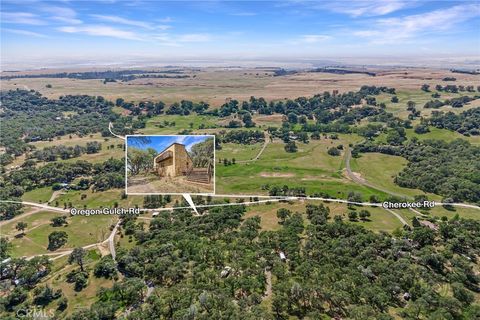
[259,172,295,178]
[343,169,367,183]
[127,175,213,194]
[254,114,284,125]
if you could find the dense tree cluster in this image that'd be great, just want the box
[424,99,445,109]
[54,203,480,319]
[30,142,102,162]
[312,68,377,77]
[190,138,215,174]
[143,195,171,209]
[0,89,116,159]
[0,69,187,81]
[428,107,480,136]
[218,130,265,144]
[450,69,480,75]
[356,139,480,203]
[165,100,209,115]
[217,87,392,121]
[1,157,125,218]
[0,252,52,312]
[268,185,306,197]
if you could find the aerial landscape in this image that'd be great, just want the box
[0,1,480,319]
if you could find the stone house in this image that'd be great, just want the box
[153,143,193,178]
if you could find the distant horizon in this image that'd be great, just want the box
[2,55,480,72]
[1,1,479,70]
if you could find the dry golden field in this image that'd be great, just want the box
[2,67,478,106]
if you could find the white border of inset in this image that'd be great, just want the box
[125,134,216,196]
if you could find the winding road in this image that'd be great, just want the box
[237,132,270,163]
[344,148,412,200]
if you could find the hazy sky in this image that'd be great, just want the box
[1,0,479,67]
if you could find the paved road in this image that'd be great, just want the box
[1,200,69,213]
[2,196,478,220]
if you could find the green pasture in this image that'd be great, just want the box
[376,89,478,120]
[54,188,143,209]
[375,127,479,146]
[141,114,219,134]
[349,152,441,200]
[216,142,264,161]
[22,186,55,203]
[8,213,115,257]
[1,210,60,236]
[216,136,387,200]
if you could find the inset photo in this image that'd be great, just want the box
[126,135,215,195]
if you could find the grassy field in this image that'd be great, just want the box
[243,200,405,233]
[54,188,143,209]
[3,67,478,106]
[216,135,390,200]
[141,114,220,134]
[216,142,264,161]
[29,133,116,149]
[244,201,307,231]
[345,205,405,233]
[22,186,55,203]
[61,146,124,164]
[349,152,441,200]
[252,114,284,127]
[1,210,61,236]
[25,133,125,166]
[45,248,115,315]
[427,205,479,220]
[376,89,478,120]
[405,127,480,145]
[375,127,480,146]
[7,213,116,257]
[115,230,138,251]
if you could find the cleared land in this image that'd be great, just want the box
[142,114,220,134]
[376,89,479,120]
[216,135,389,200]
[348,152,441,200]
[127,174,214,194]
[243,200,405,233]
[17,133,125,171]
[2,211,115,257]
[54,188,143,209]
[22,186,55,203]
[216,142,264,162]
[374,126,480,146]
[2,67,478,106]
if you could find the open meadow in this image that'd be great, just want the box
[349,152,442,200]
[216,134,390,200]
[2,67,479,106]
[1,208,116,257]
